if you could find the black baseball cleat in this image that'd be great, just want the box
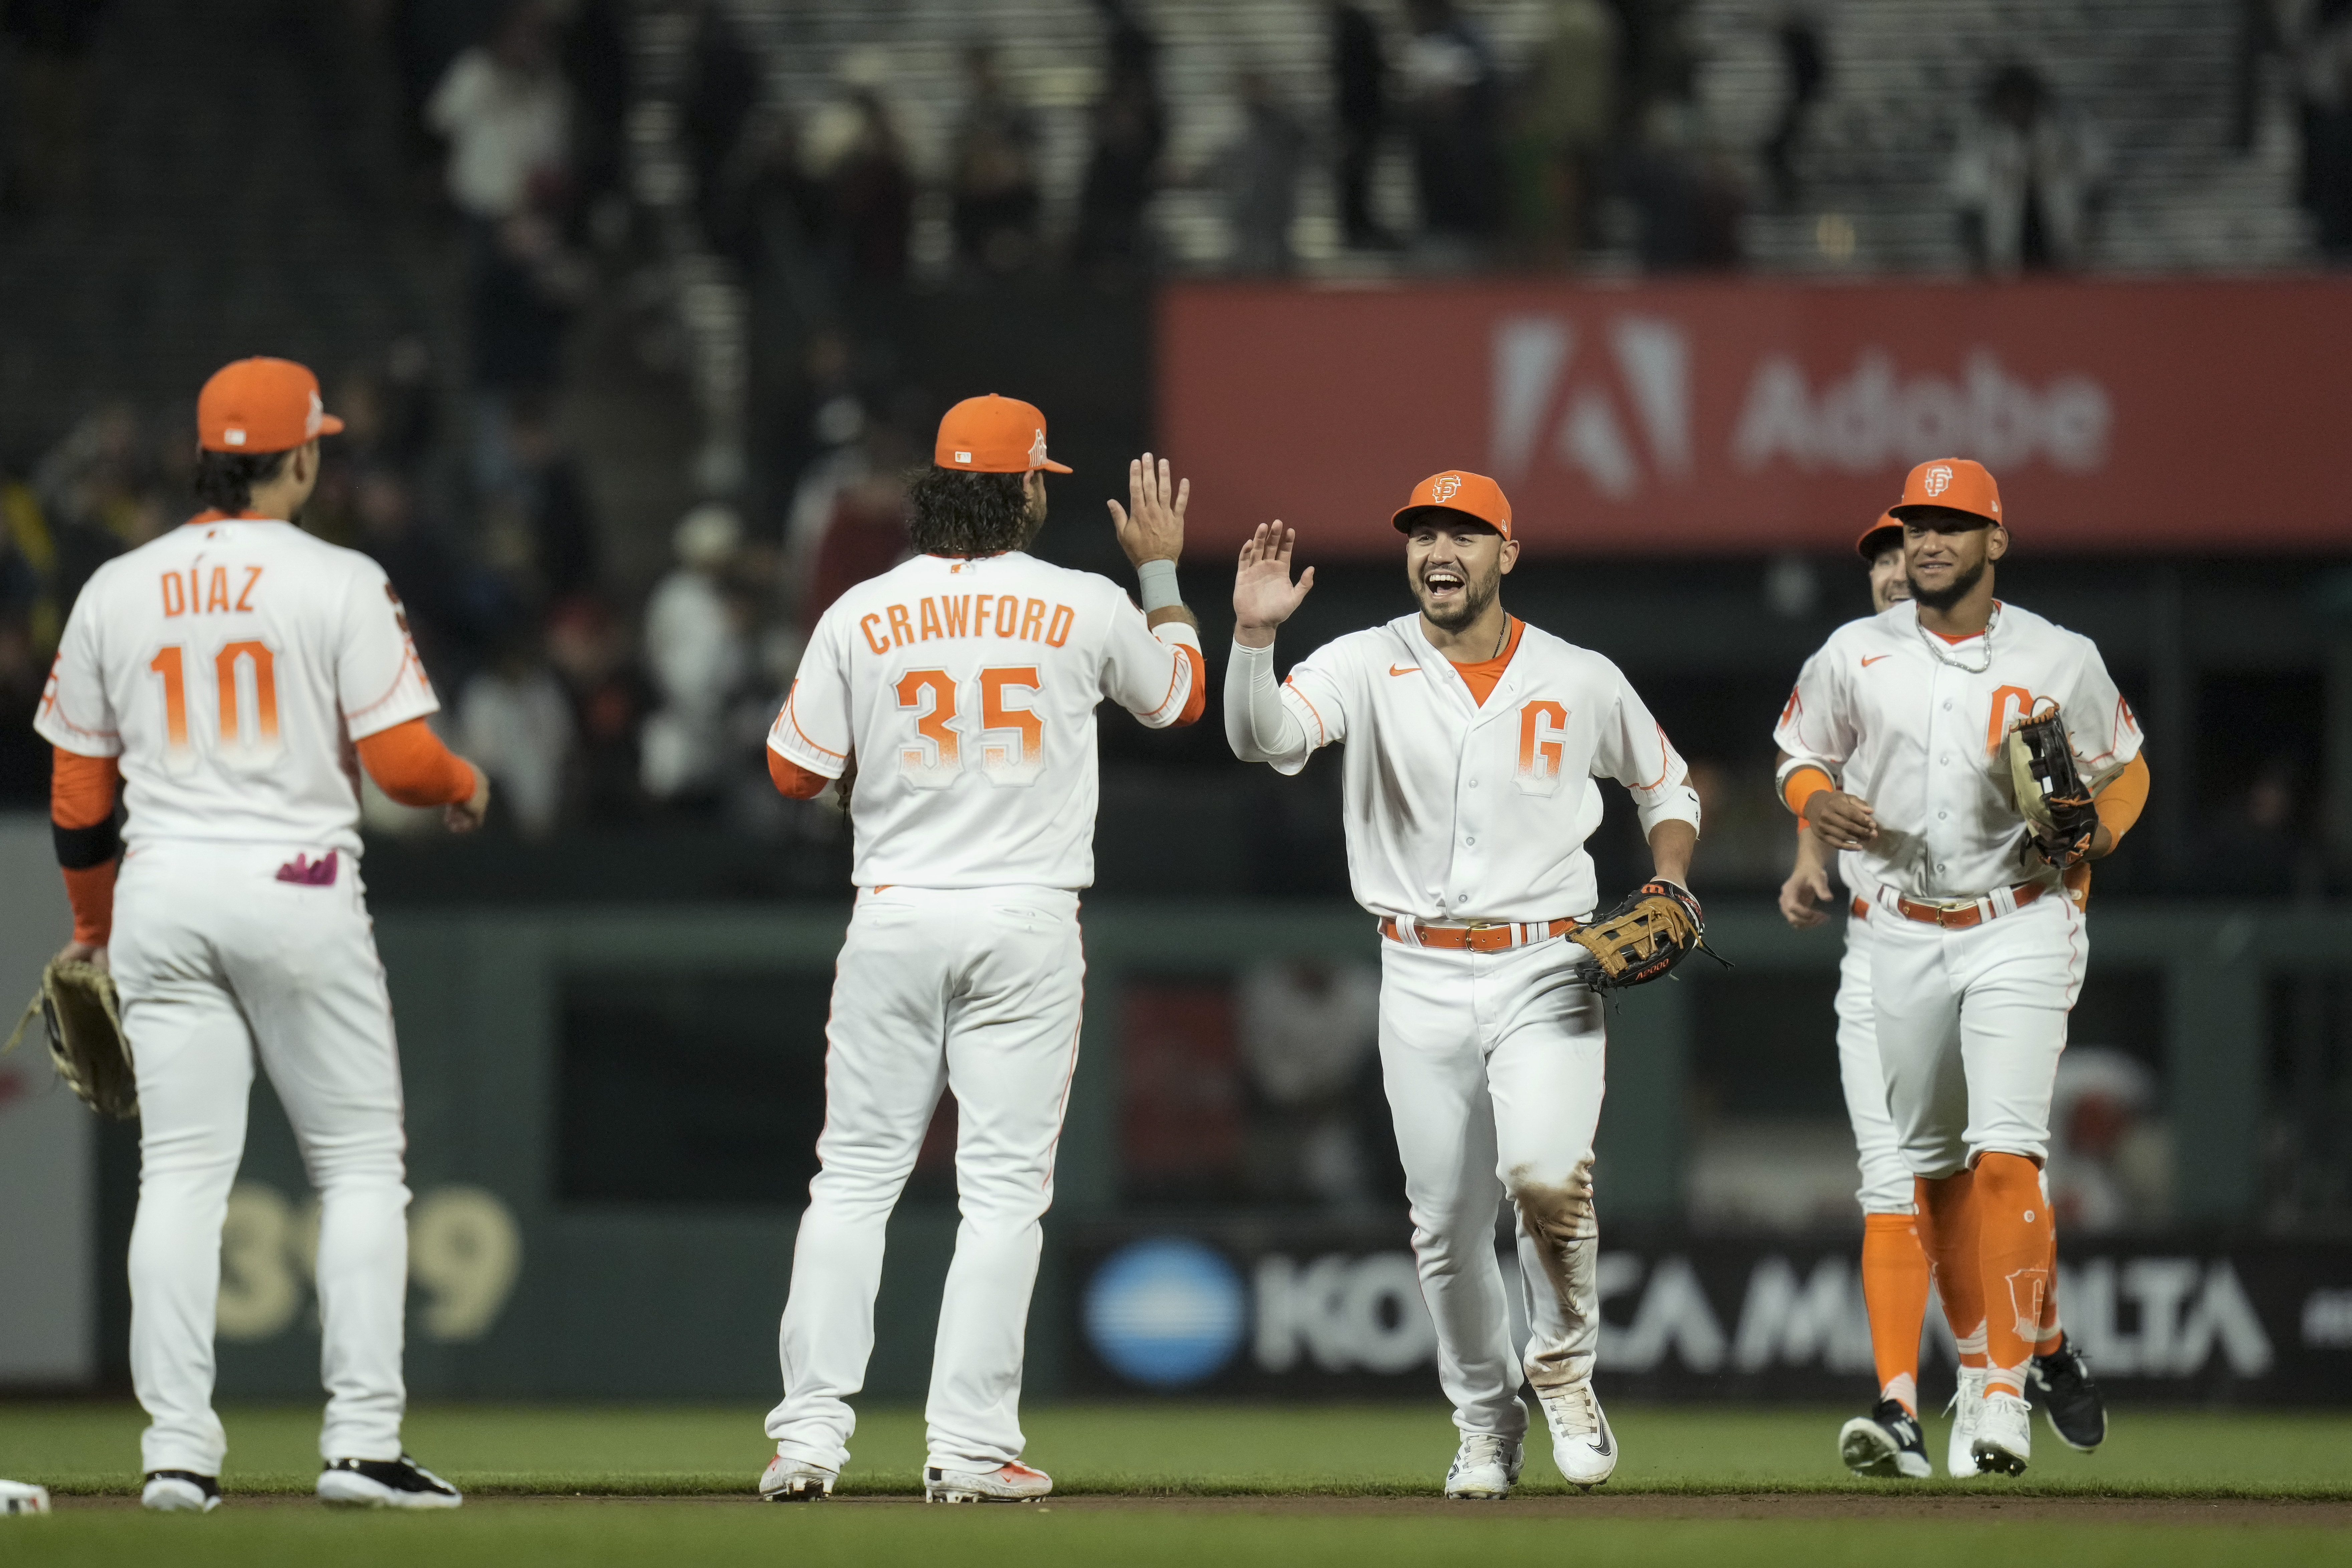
[2028,1333,2108,1451]
[1837,1398,1932,1479]
[317,1454,463,1509]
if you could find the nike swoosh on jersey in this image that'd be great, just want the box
[1389,665,1420,676]
[1861,654,1893,667]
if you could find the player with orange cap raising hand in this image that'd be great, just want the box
[1773,460,2150,1476]
[35,358,490,1511]
[1225,470,1703,1498]
[757,396,1205,1504]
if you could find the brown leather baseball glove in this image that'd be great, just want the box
[1569,880,1718,991]
[3,957,137,1119]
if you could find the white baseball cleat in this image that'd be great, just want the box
[1536,1381,1618,1489]
[141,1471,220,1512]
[1971,1389,2032,1477]
[923,1460,1052,1504]
[1443,1433,1524,1500]
[2,1479,53,1515]
[316,1454,462,1509]
[758,1453,838,1502]
[1944,1366,1989,1478]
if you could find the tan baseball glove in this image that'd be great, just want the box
[2,957,138,1119]
[1569,881,1720,991]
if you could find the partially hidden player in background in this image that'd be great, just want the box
[758,396,1205,1504]
[1774,461,2149,1477]
[34,359,490,1512]
[1779,512,2109,1478]
[1225,471,1703,1499]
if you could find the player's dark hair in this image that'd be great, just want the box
[906,466,1031,556]
[193,448,295,513]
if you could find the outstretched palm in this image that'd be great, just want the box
[1234,521,1315,645]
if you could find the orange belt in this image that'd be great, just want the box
[1873,879,2047,930]
[1851,897,1870,920]
[1377,916,1579,952]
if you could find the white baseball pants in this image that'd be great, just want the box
[1869,890,2085,1179]
[1378,933,1607,1443]
[1835,913,1915,1215]
[767,885,1083,1475]
[109,842,411,1477]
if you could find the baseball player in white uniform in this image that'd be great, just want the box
[1224,470,1701,1499]
[1781,513,2112,1479]
[1774,459,2148,1477]
[758,396,1204,1504]
[35,358,490,1512]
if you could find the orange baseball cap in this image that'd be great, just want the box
[934,394,1072,474]
[197,357,343,454]
[1855,511,1902,560]
[1392,469,1512,539]
[1889,458,2002,526]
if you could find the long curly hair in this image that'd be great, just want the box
[905,466,1032,556]
[193,448,294,513]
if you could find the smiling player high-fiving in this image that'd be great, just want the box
[1224,469,1702,1500]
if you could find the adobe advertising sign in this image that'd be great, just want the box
[1157,277,2352,556]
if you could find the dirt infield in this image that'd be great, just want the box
[54,1492,2352,1525]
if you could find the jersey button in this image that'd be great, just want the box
[1938,811,1949,820]
[1456,894,1469,904]
[1465,836,1476,846]
[1939,753,1951,764]
[1469,779,1479,788]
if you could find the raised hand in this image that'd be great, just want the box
[1107,452,1187,568]
[1234,521,1315,648]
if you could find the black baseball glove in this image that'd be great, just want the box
[2004,705,2099,868]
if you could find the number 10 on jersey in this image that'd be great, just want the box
[895,666,1043,788]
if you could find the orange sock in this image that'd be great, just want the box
[1913,1171,1988,1368]
[1972,1153,2055,1396]
[1862,1212,1931,1414]
[2034,1223,2064,1352]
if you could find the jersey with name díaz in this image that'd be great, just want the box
[768,550,1203,890]
[1774,598,2141,903]
[35,517,440,857]
[1273,615,1701,924]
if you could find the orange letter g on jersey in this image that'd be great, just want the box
[1517,700,1568,787]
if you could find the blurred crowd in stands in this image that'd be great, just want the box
[0,0,2348,872]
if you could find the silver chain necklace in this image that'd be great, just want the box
[1916,602,1999,674]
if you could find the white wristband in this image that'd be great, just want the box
[1134,558,1182,612]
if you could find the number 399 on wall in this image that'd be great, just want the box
[216,1181,522,1343]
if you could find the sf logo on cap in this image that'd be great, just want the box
[1029,430,1049,468]
[1924,464,1952,496]
[1431,473,1462,503]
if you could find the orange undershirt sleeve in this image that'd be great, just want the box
[769,749,832,800]
[1781,763,1833,819]
[354,717,476,808]
[1171,644,1206,728]
[51,749,122,946]
[2094,752,2150,844]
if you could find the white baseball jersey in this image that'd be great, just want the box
[768,550,1203,890]
[1227,615,1701,922]
[36,516,438,856]
[1774,599,2141,903]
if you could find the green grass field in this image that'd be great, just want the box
[3,1402,2348,1567]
